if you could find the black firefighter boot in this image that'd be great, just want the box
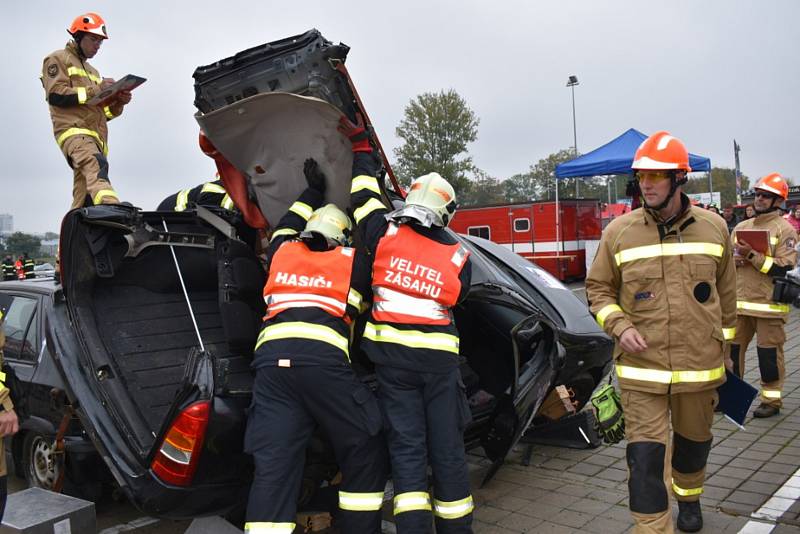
[753,403,780,418]
[677,500,703,532]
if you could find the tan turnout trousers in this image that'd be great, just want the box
[621,388,717,534]
[730,315,786,408]
[61,135,119,210]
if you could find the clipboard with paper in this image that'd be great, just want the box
[87,74,146,106]
[717,370,759,429]
[735,229,770,254]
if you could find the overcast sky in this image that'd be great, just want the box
[4,1,799,233]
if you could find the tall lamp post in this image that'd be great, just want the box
[567,75,580,197]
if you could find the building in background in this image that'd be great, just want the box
[0,213,12,235]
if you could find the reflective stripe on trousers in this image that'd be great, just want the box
[394,491,432,514]
[433,495,475,519]
[339,490,385,511]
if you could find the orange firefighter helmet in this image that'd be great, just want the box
[632,131,692,172]
[754,173,789,200]
[69,13,108,39]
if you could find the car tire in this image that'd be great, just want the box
[21,431,61,491]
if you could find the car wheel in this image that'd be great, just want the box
[22,431,61,491]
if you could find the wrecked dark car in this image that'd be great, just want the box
[41,29,613,518]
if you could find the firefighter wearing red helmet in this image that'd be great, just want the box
[342,115,474,534]
[40,13,132,210]
[586,131,737,533]
[729,173,797,418]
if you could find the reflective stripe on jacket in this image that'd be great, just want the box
[372,223,469,325]
[732,211,798,319]
[585,201,737,394]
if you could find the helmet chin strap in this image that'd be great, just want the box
[754,197,780,214]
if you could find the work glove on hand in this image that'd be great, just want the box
[303,158,326,194]
[591,384,625,444]
[337,113,372,153]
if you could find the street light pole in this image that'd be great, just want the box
[567,75,579,198]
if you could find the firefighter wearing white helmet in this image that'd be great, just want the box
[41,13,134,210]
[729,172,797,419]
[586,131,737,533]
[245,158,387,533]
[341,114,474,534]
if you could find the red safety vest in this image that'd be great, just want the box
[263,241,355,321]
[372,223,469,325]
[14,260,24,280]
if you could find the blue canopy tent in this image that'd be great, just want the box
[551,128,711,259]
[555,128,711,178]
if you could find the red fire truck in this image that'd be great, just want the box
[449,199,602,282]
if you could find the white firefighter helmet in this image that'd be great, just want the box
[392,172,457,227]
[302,204,352,246]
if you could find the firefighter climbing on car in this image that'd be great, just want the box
[243,158,387,534]
[729,172,798,418]
[343,113,475,534]
[586,131,737,533]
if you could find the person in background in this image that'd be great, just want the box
[729,173,798,418]
[586,131,736,533]
[785,205,800,233]
[0,295,20,521]
[744,204,756,220]
[1,258,14,282]
[23,254,36,280]
[722,204,739,233]
[41,13,132,210]
[706,204,720,215]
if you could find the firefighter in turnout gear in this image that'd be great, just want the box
[342,115,474,533]
[244,158,387,534]
[0,295,21,520]
[22,254,35,280]
[157,179,236,212]
[586,131,737,533]
[729,173,797,418]
[1,258,14,281]
[41,13,131,210]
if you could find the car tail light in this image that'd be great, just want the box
[151,401,210,486]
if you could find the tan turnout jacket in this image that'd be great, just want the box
[586,197,737,395]
[41,41,123,155]
[732,210,798,319]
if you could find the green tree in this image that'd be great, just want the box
[460,169,505,206]
[503,149,575,202]
[394,89,479,198]
[43,232,59,241]
[683,167,750,207]
[5,232,41,256]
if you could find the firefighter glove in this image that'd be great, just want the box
[303,158,326,194]
[337,113,372,153]
[591,384,625,444]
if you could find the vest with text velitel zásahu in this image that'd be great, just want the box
[371,223,469,326]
